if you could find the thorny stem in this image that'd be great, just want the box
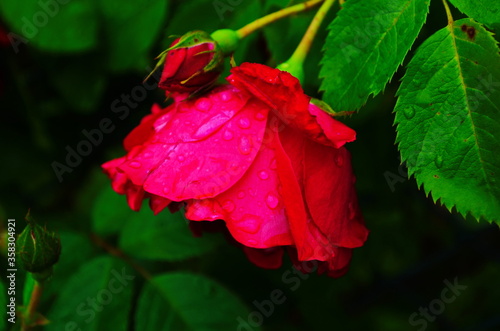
[236,0,324,39]
[21,281,43,331]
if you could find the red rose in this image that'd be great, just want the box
[103,63,368,277]
[158,30,223,95]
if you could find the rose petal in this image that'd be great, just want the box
[307,103,356,148]
[228,63,355,148]
[137,87,268,201]
[278,127,358,261]
[148,195,171,215]
[274,124,333,262]
[228,63,309,123]
[159,39,186,83]
[125,184,146,211]
[124,104,168,152]
[243,246,284,269]
[185,199,224,221]
[321,247,353,278]
[185,120,293,248]
[115,86,260,198]
[304,141,369,249]
[102,157,128,193]
[287,246,353,277]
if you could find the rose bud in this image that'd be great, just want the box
[16,211,61,282]
[157,30,225,95]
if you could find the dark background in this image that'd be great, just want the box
[1,0,499,330]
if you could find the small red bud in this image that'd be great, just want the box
[158,31,225,95]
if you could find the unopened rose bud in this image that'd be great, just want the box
[158,30,225,94]
[16,212,61,282]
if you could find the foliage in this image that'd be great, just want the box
[394,18,500,222]
[0,0,499,330]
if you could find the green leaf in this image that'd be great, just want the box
[92,184,133,236]
[43,54,107,113]
[320,0,430,111]
[42,231,96,300]
[46,256,134,331]
[165,0,222,41]
[135,272,261,331]
[0,0,98,52]
[394,18,500,223]
[119,207,218,261]
[98,0,168,72]
[449,0,500,31]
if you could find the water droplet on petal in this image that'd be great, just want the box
[238,136,252,155]
[223,129,234,140]
[154,113,174,131]
[334,153,344,167]
[238,117,251,129]
[237,191,246,199]
[129,161,142,169]
[185,121,192,126]
[222,200,235,212]
[193,113,232,140]
[195,98,212,111]
[177,155,185,162]
[258,171,269,180]
[219,91,233,101]
[255,112,266,121]
[270,158,277,170]
[143,152,153,158]
[163,187,170,194]
[434,154,444,168]
[229,162,240,173]
[266,193,279,209]
[403,106,416,119]
[238,215,261,234]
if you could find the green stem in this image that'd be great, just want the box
[21,281,43,331]
[236,0,324,39]
[277,0,336,81]
[288,0,336,67]
[441,0,454,25]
